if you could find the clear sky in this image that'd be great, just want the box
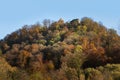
[0,0,120,39]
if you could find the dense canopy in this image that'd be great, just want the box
[0,17,120,80]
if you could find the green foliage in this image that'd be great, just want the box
[84,68,103,80]
[74,45,83,53]
[61,49,86,80]
[30,72,43,80]
[102,64,120,80]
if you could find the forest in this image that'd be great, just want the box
[0,17,120,80]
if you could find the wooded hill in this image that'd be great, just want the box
[0,17,120,80]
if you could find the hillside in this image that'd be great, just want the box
[0,17,120,80]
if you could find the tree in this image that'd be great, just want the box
[61,46,85,80]
[84,68,104,80]
[18,50,31,68]
[30,72,44,80]
[43,19,51,27]
[0,48,2,56]
[58,18,64,25]
[0,57,17,80]
[70,19,80,27]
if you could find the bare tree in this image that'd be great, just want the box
[43,19,51,27]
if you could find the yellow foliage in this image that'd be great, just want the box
[74,45,83,53]
[46,61,54,71]
[0,57,17,80]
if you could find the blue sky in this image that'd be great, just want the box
[0,0,120,39]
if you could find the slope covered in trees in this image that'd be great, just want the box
[0,17,120,80]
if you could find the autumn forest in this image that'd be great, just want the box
[0,17,120,80]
